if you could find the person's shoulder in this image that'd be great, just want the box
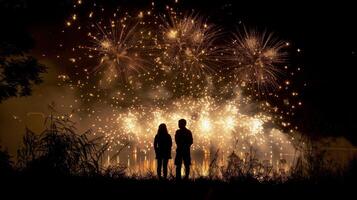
[186,129,192,134]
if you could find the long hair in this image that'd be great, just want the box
[157,123,169,136]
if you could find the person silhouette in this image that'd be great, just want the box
[154,123,172,179]
[174,119,193,180]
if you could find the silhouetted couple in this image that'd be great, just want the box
[154,119,193,180]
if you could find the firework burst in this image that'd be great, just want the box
[87,19,147,82]
[159,12,222,77]
[229,28,288,93]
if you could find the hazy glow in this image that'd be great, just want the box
[53,1,303,177]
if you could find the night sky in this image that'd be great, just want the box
[1,0,356,150]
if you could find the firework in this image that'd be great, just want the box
[87,19,147,82]
[229,28,287,93]
[159,12,222,77]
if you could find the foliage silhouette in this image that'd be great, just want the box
[0,145,13,177]
[17,112,110,177]
[0,1,47,102]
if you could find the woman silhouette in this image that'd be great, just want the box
[154,123,172,179]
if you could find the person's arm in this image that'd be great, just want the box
[175,131,178,145]
[154,135,158,154]
[169,135,172,148]
[189,131,193,146]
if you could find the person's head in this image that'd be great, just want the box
[157,123,168,135]
[178,119,187,129]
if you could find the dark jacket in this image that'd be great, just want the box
[174,128,193,164]
[154,133,172,159]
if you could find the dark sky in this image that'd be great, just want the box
[1,0,356,143]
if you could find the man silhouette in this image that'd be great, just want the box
[154,123,172,179]
[174,119,193,180]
